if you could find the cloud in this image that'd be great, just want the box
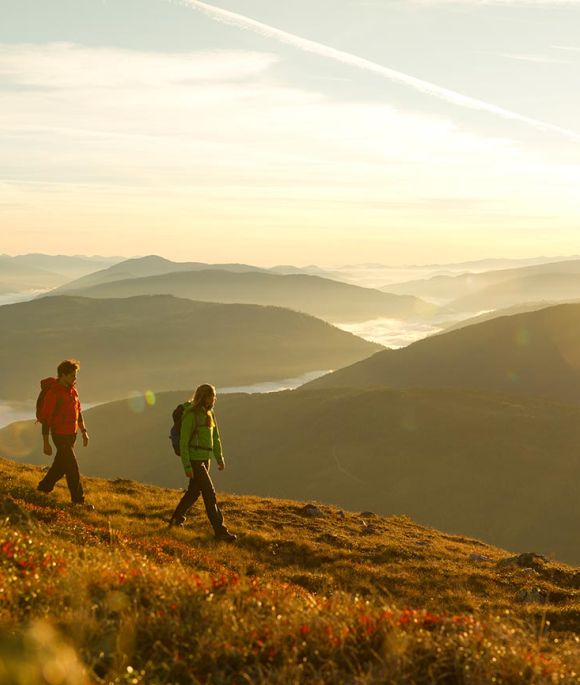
[498,53,568,64]
[0,43,277,89]
[1,42,579,263]
[412,0,580,4]
[181,0,580,141]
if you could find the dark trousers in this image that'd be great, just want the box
[38,434,85,504]
[172,460,226,534]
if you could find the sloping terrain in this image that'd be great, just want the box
[0,457,578,684]
[49,254,267,294]
[8,254,124,279]
[3,387,579,565]
[304,303,580,406]
[385,257,580,305]
[448,273,580,313]
[441,302,557,334]
[0,256,68,293]
[0,295,380,401]
[43,268,438,323]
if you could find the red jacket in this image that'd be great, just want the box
[39,377,82,436]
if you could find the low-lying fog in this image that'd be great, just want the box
[336,317,444,348]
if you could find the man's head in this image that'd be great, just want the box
[57,359,80,387]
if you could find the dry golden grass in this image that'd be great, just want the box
[0,457,578,684]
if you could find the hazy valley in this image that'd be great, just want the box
[2,255,580,566]
[0,293,380,402]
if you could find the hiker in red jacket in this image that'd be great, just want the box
[37,359,93,508]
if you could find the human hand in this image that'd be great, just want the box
[82,432,89,447]
[43,442,52,457]
[185,470,193,479]
[218,463,225,471]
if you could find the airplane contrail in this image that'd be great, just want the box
[181,0,580,142]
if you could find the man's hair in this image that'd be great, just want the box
[57,359,80,378]
[192,383,216,411]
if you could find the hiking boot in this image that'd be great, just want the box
[169,516,186,528]
[215,530,237,543]
[37,483,52,494]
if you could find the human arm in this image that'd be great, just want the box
[79,410,89,447]
[180,410,194,477]
[40,390,57,456]
[42,434,52,456]
[212,414,225,470]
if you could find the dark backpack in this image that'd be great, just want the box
[169,402,196,456]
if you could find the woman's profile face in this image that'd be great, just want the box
[205,391,216,409]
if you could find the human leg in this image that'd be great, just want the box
[37,435,68,493]
[53,434,85,503]
[192,461,234,539]
[170,471,201,525]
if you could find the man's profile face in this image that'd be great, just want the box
[60,370,77,387]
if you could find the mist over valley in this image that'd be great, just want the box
[2,254,579,569]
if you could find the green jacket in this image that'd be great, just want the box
[179,406,224,473]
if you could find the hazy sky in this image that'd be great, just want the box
[1,0,580,265]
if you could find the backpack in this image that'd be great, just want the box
[169,402,197,456]
[36,377,58,422]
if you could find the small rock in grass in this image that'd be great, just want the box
[301,504,324,518]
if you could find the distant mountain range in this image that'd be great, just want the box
[48,255,270,294]
[448,273,580,313]
[3,386,578,565]
[0,257,67,293]
[43,264,437,324]
[0,254,124,293]
[0,295,381,402]
[303,302,580,405]
[383,258,580,307]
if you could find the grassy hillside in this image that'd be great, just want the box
[305,303,580,406]
[0,295,380,402]
[441,302,556,334]
[3,387,579,565]
[44,269,438,323]
[0,457,578,684]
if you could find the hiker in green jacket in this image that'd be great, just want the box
[169,383,237,542]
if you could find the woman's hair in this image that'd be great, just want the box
[57,359,80,378]
[191,383,216,411]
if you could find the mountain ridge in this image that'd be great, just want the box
[303,302,580,405]
[0,294,380,401]
[43,268,438,323]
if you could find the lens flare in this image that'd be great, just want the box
[127,392,145,414]
[145,390,156,407]
[516,328,531,347]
